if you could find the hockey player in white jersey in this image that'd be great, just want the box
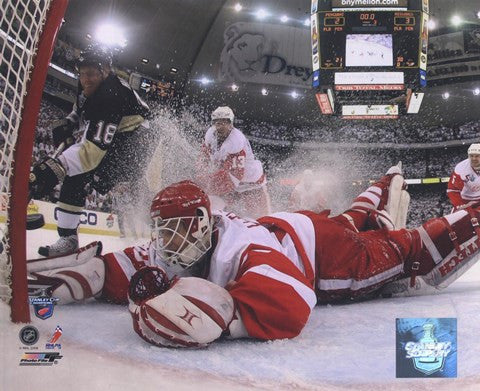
[197,106,270,218]
[447,143,480,210]
[27,164,480,348]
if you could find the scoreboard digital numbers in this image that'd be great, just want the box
[319,11,421,71]
[311,0,429,118]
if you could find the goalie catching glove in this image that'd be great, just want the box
[128,266,236,348]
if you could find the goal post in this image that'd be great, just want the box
[1,0,69,323]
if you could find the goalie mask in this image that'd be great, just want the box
[150,181,214,273]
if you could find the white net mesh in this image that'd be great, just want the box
[0,0,53,304]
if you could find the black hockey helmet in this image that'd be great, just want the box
[76,43,113,71]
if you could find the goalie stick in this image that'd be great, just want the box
[27,141,66,230]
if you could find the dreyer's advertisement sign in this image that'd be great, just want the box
[219,22,312,88]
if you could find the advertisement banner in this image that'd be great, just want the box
[311,14,320,72]
[335,71,404,84]
[1,198,121,236]
[427,60,480,81]
[219,22,311,88]
[342,104,399,119]
[331,0,408,9]
[315,93,333,114]
[419,12,428,71]
[427,32,475,64]
[464,29,480,54]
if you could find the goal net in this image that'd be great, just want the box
[0,0,68,322]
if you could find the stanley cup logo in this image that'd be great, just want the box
[405,323,452,375]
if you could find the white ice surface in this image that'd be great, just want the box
[1,228,480,391]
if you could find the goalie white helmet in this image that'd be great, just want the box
[468,143,480,155]
[150,180,214,273]
[211,106,234,123]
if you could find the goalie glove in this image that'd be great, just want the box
[128,267,235,348]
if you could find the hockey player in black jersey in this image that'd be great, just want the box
[30,44,152,256]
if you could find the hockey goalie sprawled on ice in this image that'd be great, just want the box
[28,163,480,348]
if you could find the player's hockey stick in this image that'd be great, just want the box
[27,141,66,230]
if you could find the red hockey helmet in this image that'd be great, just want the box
[150,181,214,272]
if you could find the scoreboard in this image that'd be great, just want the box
[311,0,429,119]
[319,11,420,70]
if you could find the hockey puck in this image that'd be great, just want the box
[27,213,45,230]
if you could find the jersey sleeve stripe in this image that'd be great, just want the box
[350,201,378,211]
[356,192,381,206]
[245,265,317,309]
[257,216,315,284]
[317,263,403,291]
[367,185,382,195]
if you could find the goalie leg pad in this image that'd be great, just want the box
[341,172,407,231]
[405,209,480,290]
[384,174,410,229]
[30,256,105,304]
[27,241,102,273]
[129,277,235,348]
[394,191,410,229]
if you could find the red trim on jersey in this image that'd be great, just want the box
[101,253,131,304]
[209,150,247,195]
[226,150,246,181]
[123,247,148,271]
[229,247,313,339]
[211,168,236,194]
[257,216,315,285]
[447,172,464,207]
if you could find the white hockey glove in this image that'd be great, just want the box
[28,241,105,304]
[128,266,235,348]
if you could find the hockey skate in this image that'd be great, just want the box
[38,234,79,257]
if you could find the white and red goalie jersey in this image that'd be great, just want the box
[199,126,265,195]
[104,209,317,339]
[34,173,480,345]
[447,158,480,208]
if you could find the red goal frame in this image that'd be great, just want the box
[8,0,69,322]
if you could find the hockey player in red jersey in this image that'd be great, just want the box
[28,165,480,348]
[447,143,480,210]
[196,106,270,218]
